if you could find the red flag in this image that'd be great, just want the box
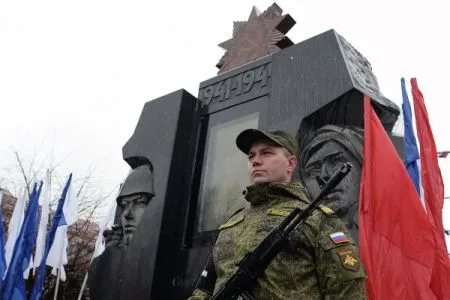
[411,78,450,299]
[411,78,446,244]
[359,95,437,299]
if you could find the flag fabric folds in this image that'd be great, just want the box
[30,174,74,300]
[1,182,42,300]
[410,78,450,299]
[411,78,446,246]
[0,190,7,279]
[33,170,51,273]
[23,255,33,280]
[401,78,421,196]
[4,189,26,270]
[91,198,117,261]
[359,95,438,299]
[46,173,77,281]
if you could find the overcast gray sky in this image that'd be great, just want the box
[1,0,449,236]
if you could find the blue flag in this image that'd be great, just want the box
[30,174,72,300]
[401,78,421,195]
[0,191,7,279]
[1,182,42,300]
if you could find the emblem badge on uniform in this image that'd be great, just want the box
[336,248,360,271]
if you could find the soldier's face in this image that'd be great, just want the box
[247,140,297,184]
[119,193,150,243]
[301,141,361,217]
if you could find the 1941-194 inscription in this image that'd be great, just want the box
[199,62,271,105]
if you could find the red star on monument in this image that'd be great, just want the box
[216,3,296,74]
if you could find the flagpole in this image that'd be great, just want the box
[53,268,61,300]
[53,242,65,300]
[77,273,88,300]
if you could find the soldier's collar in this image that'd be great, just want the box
[243,181,308,206]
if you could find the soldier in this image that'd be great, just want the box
[188,129,367,299]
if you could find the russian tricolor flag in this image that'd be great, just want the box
[330,232,350,244]
[400,78,450,299]
[401,78,446,243]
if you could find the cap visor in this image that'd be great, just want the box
[236,129,273,154]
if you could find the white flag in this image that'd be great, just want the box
[46,174,78,281]
[4,188,26,268]
[48,227,69,280]
[34,170,51,271]
[91,199,117,261]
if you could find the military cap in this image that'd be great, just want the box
[236,129,299,157]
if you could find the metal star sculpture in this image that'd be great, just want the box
[216,3,296,74]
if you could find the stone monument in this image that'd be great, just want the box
[89,3,403,299]
[103,164,155,248]
[299,125,363,242]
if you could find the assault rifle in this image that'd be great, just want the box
[210,162,352,300]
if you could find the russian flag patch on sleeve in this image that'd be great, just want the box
[329,232,350,244]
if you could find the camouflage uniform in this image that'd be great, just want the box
[189,181,367,299]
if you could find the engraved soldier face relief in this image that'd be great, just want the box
[103,164,155,248]
[118,193,151,245]
[301,140,362,242]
